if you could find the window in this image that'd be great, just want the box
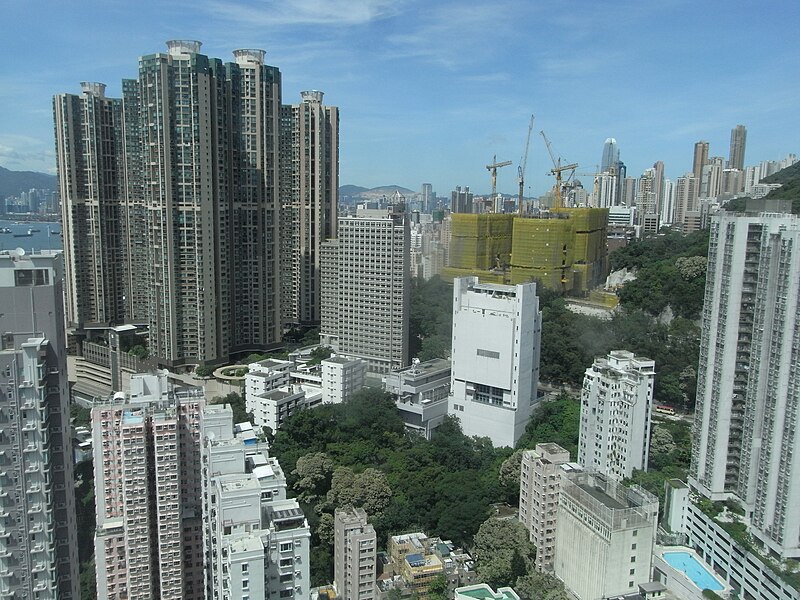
[476,348,500,359]
[629,581,634,588]
[630,569,635,575]
[632,529,638,536]
[631,543,637,550]
[242,564,249,573]
[630,556,636,563]
[280,542,293,552]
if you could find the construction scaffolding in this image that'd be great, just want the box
[441,214,514,284]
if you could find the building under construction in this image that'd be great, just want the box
[441,208,609,295]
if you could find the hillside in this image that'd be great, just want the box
[0,166,57,198]
[339,184,415,200]
[763,161,800,211]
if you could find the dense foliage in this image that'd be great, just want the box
[611,229,709,320]
[271,388,519,584]
[409,276,453,361]
[763,160,800,211]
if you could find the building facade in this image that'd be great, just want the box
[201,404,310,600]
[320,205,410,373]
[321,356,366,404]
[578,350,655,481]
[554,472,658,600]
[693,140,709,178]
[518,443,571,572]
[690,211,800,559]
[334,507,376,600]
[92,371,205,599]
[0,251,79,599]
[280,91,339,326]
[384,358,451,439]
[728,124,747,171]
[448,277,541,448]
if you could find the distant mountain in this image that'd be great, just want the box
[339,184,415,200]
[0,166,57,198]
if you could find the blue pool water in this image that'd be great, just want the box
[663,551,723,591]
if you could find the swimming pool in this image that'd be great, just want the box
[663,551,724,591]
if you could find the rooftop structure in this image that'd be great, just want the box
[454,584,520,600]
[384,358,451,439]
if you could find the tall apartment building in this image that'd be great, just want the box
[554,472,658,600]
[421,183,435,213]
[320,205,410,373]
[448,277,541,448]
[674,172,700,232]
[518,443,571,572]
[635,168,658,233]
[692,140,709,178]
[450,186,474,214]
[578,351,655,481]
[660,178,675,225]
[0,251,79,599]
[92,371,205,599]
[53,83,128,329]
[690,210,800,559]
[201,404,310,600]
[728,124,747,171]
[56,41,338,368]
[280,91,339,326]
[591,172,617,208]
[334,507,377,600]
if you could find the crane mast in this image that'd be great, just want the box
[518,115,535,215]
[540,130,578,210]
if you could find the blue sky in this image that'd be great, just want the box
[1,0,798,196]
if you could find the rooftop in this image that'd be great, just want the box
[455,584,520,600]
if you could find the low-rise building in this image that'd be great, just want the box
[322,356,367,404]
[384,358,451,439]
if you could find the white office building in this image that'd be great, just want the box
[554,471,658,600]
[578,350,655,481]
[448,277,541,448]
[202,404,310,600]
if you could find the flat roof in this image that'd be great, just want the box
[578,482,628,511]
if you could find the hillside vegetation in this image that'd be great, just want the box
[0,165,56,198]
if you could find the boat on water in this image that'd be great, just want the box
[0,228,10,234]
[30,228,41,233]
[13,228,34,238]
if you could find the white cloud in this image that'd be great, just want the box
[203,0,401,27]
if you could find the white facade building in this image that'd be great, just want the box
[202,404,310,600]
[334,507,377,600]
[578,350,655,481]
[448,277,541,448]
[320,205,410,374]
[690,211,800,559]
[554,472,658,600]
[384,358,451,439]
[518,443,572,572]
[321,356,367,404]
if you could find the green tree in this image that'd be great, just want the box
[427,574,449,600]
[127,344,149,359]
[473,518,535,588]
[293,452,335,503]
[195,365,214,378]
[515,571,570,600]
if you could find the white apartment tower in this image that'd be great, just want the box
[201,404,310,600]
[674,172,700,232]
[578,351,655,481]
[0,251,79,599]
[518,443,571,572]
[280,90,339,326]
[92,371,205,599]
[554,472,658,600]
[334,507,377,600]
[320,205,410,373]
[448,277,542,448]
[690,211,800,559]
[321,356,367,404]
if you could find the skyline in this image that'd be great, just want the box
[1,0,798,196]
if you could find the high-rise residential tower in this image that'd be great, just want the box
[421,183,435,213]
[600,138,620,173]
[92,371,205,599]
[690,210,800,559]
[0,251,79,599]
[578,351,655,481]
[448,277,541,447]
[693,140,710,178]
[55,42,339,368]
[728,124,747,171]
[53,83,128,329]
[320,205,410,373]
[674,172,700,231]
[280,90,339,326]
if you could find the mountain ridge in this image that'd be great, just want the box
[0,166,57,198]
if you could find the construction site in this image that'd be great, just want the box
[441,120,611,296]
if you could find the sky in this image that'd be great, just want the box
[1,0,798,197]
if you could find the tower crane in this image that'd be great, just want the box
[518,115,535,215]
[486,155,513,210]
[540,130,577,210]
